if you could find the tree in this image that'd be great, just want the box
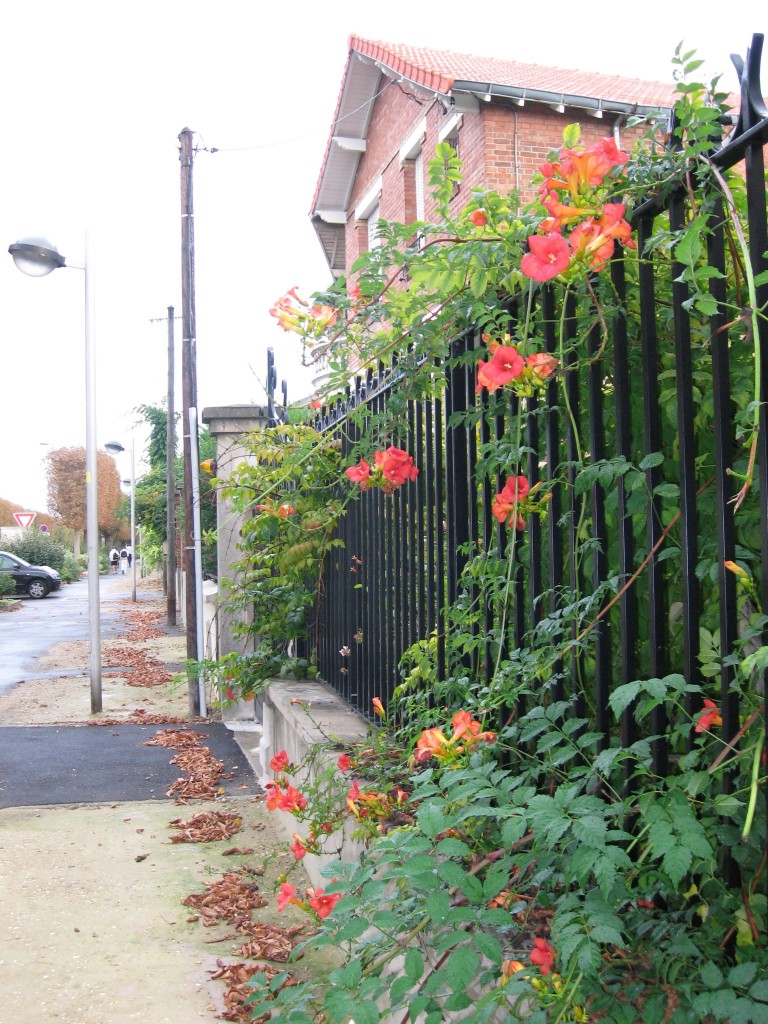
[46,448,86,548]
[134,404,178,540]
[96,451,124,538]
[135,403,172,472]
[45,447,124,553]
[0,497,57,529]
[132,405,217,577]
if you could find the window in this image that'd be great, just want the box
[400,117,427,234]
[367,202,382,249]
[354,177,382,253]
[438,112,462,198]
[414,151,425,223]
[438,111,463,155]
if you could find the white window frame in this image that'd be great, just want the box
[355,176,383,252]
[399,117,427,162]
[414,150,425,224]
[438,111,463,144]
[354,176,382,222]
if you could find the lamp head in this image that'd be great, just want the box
[104,441,125,455]
[8,237,66,277]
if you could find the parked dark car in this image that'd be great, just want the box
[0,551,63,598]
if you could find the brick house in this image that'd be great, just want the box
[310,36,677,281]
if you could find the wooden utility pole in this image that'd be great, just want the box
[179,127,199,715]
[166,305,177,629]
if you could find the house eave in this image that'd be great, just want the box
[451,80,673,118]
[310,43,678,276]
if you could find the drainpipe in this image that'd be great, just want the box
[189,406,207,717]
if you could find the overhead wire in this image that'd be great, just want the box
[196,77,398,154]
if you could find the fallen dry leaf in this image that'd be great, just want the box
[88,709,200,727]
[182,871,267,925]
[169,810,242,843]
[232,922,304,963]
[207,960,295,1022]
[145,728,205,749]
[103,642,174,687]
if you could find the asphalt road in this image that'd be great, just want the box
[0,574,260,807]
[0,572,134,695]
[0,722,257,808]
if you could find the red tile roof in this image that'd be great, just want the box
[311,36,682,274]
[348,35,678,109]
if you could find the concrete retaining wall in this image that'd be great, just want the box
[248,678,373,889]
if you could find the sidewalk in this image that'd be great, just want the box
[0,573,318,1024]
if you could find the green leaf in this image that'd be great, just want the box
[444,945,479,991]
[373,910,403,931]
[482,869,512,904]
[663,842,692,887]
[437,860,484,901]
[700,961,724,989]
[640,451,665,470]
[433,928,470,952]
[418,803,451,838]
[426,889,451,923]
[592,854,618,897]
[469,263,489,299]
[473,931,504,964]
[404,947,424,983]
[562,123,581,148]
[389,975,416,1004]
[729,962,758,989]
[590,924,624,946]
[749,978,768,1001]
[695,294,720,317]
[324,988,359,1021]
[335,918,370,942]
[572,815,607,848]
[328,959,362,988]
[642,994,668,1023]
[609,681,641,719]
[345,1000,381,1024]
[408,995,430,1021]
[436,837,473,858]
[444,992,474,1012]
[501,815,528,847]
[653,482,680,499]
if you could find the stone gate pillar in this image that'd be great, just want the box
[201,405,269,720]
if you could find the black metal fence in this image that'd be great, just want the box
[309,36,768,791]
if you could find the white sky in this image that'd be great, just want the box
[1,0,763,510]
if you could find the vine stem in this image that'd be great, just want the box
[720,848,767,949]
[315,229,501,368]
[500,475,712,727]
[703,158,764,511]
[552,971,584,1024]
[493,406,526,680]
[360,847,505,986]
[708,704,765,774]
[565,475,715,655]
[740,731,765,842]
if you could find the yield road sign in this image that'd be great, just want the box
[13,512,36,528]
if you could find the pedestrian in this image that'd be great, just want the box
[126,543,133,569]
[119,546,128,575]
[109,547,119,575]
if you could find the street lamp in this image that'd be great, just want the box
[9,234,102,713]
[104,439,136,602]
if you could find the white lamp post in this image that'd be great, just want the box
[9,235,102,713]
[105,438,136,602]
